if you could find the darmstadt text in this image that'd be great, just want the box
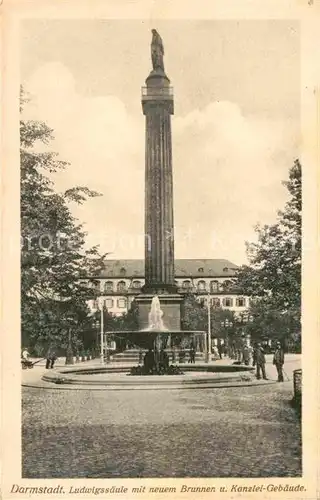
[11,485,64,494]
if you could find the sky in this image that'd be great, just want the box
[21,19,300,265]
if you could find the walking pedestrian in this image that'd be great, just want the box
[46,348,57,369]
[50,351,57,369]
[248,344,254,365]
[138,349,143,365]
[159,349,169,373]
[143,348,155,374]
[217,342,223,359]
[253,343,268,380]
[189,345,196,364]
[171,347,177,364]
[212,345,219,359]
[242,345,250,366]
[179,348,186,364]
[273,341,285,382]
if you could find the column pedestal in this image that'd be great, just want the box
[136,294,183,332]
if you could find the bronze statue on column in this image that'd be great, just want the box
[151,29,165,72]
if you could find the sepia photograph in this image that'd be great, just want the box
[18,18,303,480]
[1,2,319,497]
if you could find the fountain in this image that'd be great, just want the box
[111,295,204,375]
[42,295,256,388]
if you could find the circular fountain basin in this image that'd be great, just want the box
[40,363,272,390]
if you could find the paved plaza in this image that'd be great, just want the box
[22,355,301,478]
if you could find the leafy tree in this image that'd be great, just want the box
[245,298,300,346]
[236,160,301,342]
[181,294,207,331]
[181,294,236,339]
[210,306,236,339]
[20,89,105,357]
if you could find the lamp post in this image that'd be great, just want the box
[206,293,211,363]
[92,298,110,364]
[65,326,74,365]
[98,298,105,365]
[93,319,99,357]
[221,318,234,358]
[236,312,254,343]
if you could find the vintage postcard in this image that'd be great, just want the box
[1,0,319,499]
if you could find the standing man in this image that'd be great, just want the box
[138,349,144,365]
[159,349,169,373]
[143,348,155,374]
[273,341,285,382]
[242,345,250,366]
[189,344,196,364]
[46,347,57,369]
[253,343,268,380]
[50,350,57,369]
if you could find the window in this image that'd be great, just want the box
[223,267,229,272]
[210,280,219,292]
[236,297,246,307]
[211,297,220,307]
[105,298,114,309]
[104,281,114,293]
[198,267,204,273]
[117,281,126,292]
[182,280,191,288]
[132,280,142,289]
[120,267,126,275]
[117,298,127,308]
[197,280,206,291]
[222,280,233,291]
[223,297,233,307]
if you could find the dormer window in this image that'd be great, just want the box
[120,267,126,276]
[198,267,204,273]
[132,280,142,289]
[223,267,229,272]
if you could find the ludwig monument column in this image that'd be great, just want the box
[136,29,182,330]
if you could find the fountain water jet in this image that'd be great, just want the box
[142,296,168,332]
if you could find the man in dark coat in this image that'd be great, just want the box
[143,348,155,374]
[189,344,196,363]
[159,349,169,373]
[253,343,268,380]
[46,348,57,369]
[273,341,285,382]
[217,342,223,359]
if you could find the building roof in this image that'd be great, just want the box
[99,259,238,279]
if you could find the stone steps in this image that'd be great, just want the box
[110,349,205,364]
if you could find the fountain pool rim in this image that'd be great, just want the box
[39,362,272,390]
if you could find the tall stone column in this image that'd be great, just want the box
[136,30,183,332]
[142,71,176,294]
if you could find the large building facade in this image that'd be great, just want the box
[89,258,249,317]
